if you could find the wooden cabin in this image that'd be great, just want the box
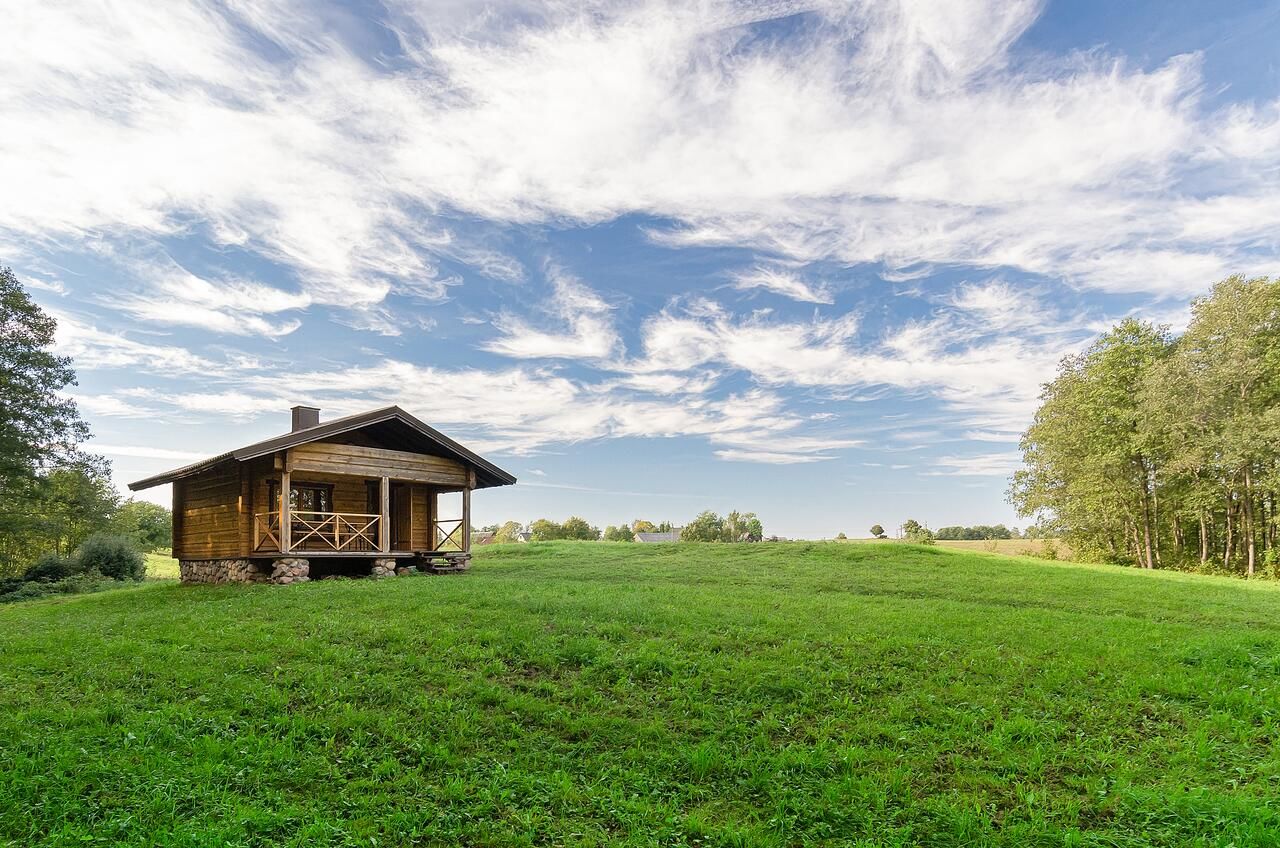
[129,406,516,584]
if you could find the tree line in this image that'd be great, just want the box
[1012,275,1280,577]
[479,512,763,543]
[0,268,170,579]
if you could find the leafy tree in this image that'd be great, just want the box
[0,268,90,496]
[529,519,564,541]
[869,524,886,539]
[493,520,523,544]
[0,268,101,575]
[603,524,635,542]
[835,532,847,540]
[1012,277,1280,578]
[560,516,600,540]
[1012,319,1172,568]
[723,511,763,542]
[681,511,724,542]
[902,519,935,545]
[110,500,172,551]
[632,519,657,533]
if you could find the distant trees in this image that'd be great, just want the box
[529,517,600,541]
[679,510,763,542]
[935,524,1016,541]
[1012,275,1280,577]
[602,524,635,542]
[110,500,172,551]
[869,524,886,539]
[493,520,523,543]
[631,519,657,533]
[901,519,936,545]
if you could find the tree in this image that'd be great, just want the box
[902,519,935,545]
[603,524,635,542]
[0,268,90,495]
[1011,319,1172,568]
[529,519,564,541]
[835,532,847,540]
[1011,277,1280,578]
[110,500,172,551]
[722,511,763,542]
[0,268,99,575]
[493,520,523,544]
[560,516,600,540]
[870,524,886,539]
[632,519,657,534]
[681,511,724,542]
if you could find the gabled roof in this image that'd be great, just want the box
[128,406,517,491]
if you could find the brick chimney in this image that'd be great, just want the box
[291,405,320,432]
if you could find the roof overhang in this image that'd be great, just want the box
[128,406,517,491]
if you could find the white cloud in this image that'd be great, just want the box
[925,452,1023,476]
[88,444,207,461]
[3,0,1278,325]
[731,266,833,303]
[483,267,620,360]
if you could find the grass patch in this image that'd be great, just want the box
[144,550,179,580]
[1,541,1278,845]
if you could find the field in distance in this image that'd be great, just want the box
[1,541,1277,846]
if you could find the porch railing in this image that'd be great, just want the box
[254,511,382,553]
[433,518,465,552]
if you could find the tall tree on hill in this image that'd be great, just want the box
[1014,276,1280,577]
[0,268,112,575]
[1012,319,1172,567]
[0,268,90,501]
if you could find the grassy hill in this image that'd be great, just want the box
[1,542,1278,846]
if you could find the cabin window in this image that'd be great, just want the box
[268,480,333,514]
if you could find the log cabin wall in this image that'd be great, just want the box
[175,461,242,560]
[288,442,468,487]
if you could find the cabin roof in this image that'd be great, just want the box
[128,406,517,491]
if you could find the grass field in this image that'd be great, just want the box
[1,542,1278,846]
[145,550,179,579]
[935,538,1072,559]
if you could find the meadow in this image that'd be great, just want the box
[1,541,1278,846]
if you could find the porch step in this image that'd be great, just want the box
[418,553,471,574]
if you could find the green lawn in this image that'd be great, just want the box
[1,542,1278,846]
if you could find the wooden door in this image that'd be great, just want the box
[390,484,413,550]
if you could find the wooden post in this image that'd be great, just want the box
[379,476,390,553]
[280,468,291,553]
[238,464,251,557]
[171,480,183,561]
[462,485,472,554]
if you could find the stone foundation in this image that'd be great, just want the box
[271,558,310,584]
[179,559,271,584]
[370,558,398,579]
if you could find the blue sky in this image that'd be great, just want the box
[4,0,1279,538]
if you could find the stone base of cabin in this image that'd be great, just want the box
[179,558,273,584]
[370,558,398,579]
[271,557,311,584]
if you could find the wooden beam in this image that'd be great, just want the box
[462,485,471,554]
[171,480,184,561]
[379,476,390,553]
[237,464,251,557]
[280,467,291,553]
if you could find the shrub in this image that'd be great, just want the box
[23,553,77,582]
[75,534,146,581]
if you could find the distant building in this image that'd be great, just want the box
[472,531,495,546]
[635,528,681,543]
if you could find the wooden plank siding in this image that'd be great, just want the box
[176,461,241,560]
[288,442,468,488]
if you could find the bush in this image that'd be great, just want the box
[23,553,77,582]
[75,534,146,581]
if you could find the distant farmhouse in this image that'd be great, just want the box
[130,406,516,584]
